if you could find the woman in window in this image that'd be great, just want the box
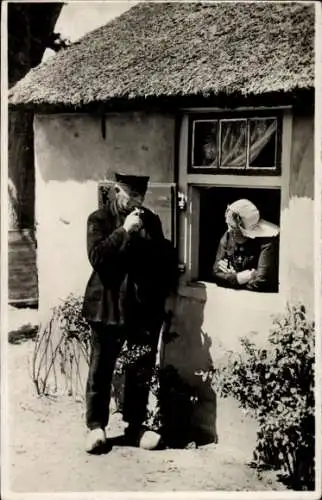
[212,199,279,292]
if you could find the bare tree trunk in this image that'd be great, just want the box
[8,3,63,228]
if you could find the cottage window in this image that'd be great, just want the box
[178,108,292,295]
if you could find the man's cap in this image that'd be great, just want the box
[226,199,279,239]
[114,173,149,196]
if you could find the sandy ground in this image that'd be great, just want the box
[4,308,287,494]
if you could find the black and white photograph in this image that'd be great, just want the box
[1,0,321,497]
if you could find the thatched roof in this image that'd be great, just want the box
[8,2,315,111]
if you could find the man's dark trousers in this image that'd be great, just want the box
[86,321,160,431]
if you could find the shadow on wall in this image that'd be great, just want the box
[160,284,217,447]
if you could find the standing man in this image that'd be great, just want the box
[82,173,176,454]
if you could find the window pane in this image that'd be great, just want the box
[248,118,277,168]
[192,121,219,167]
[220,120,247,168]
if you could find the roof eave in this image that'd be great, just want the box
[8,88,314,115]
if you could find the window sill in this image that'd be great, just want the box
[178,280,283,306]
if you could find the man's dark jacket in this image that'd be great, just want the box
[82,205,176,329]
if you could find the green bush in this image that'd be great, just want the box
[212,303,315,490]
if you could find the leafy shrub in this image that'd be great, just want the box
[211,303,315,490]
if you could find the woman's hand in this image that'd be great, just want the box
[217,259,236,274]
[236,269,256,285]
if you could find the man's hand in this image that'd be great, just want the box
[123,208,143,233]
[217,259,236,274]
[236,269,256,285]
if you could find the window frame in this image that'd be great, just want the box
[188,109,283,175]
[178,107,293,298]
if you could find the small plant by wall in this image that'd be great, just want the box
[32,294,91,398]
[210,303,315,491]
